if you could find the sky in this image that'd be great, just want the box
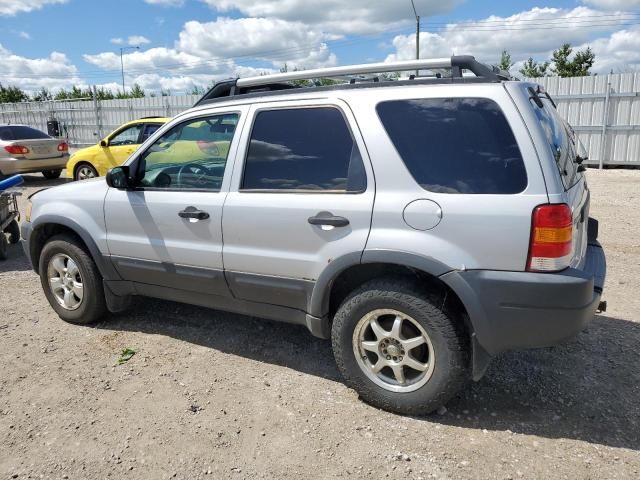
[0,0,639,94]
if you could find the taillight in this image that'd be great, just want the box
[527,204,573,272]
[4,145,30,155]
[57,142,68,152]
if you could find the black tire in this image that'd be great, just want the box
[6,219,20,244]
[0,233,7,260]
[74,163,98,181]
[331,278,469,415]
[38,234,107,324]
[42,169,62,180]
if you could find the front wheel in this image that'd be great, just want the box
[42,169,62,179]
[332,278,469,415]
[74,163,98,181]
[38,234,107,324]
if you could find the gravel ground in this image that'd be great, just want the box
[1,169,639,479]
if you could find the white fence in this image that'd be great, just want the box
[1,75,639,166]
[0,94,200,146]
[525,73,640,167]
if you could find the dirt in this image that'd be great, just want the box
[1,169,639,480]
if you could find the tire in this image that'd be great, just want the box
[331,278,469,415]
[38,234,107,324]
[42,169,62,180]
[6,219,20,244]
[0,233,7,260]
[74,163,98,181]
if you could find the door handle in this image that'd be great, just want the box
[308,211,350,228]
[179,206,210,221]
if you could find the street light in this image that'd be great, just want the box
[410,0,420,77]
[120,46,139,94]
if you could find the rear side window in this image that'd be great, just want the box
[377,98,527,194]
[241,107,366,192]
[531,96,581,190]
[0,126,49,140]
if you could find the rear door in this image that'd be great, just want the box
[221,100,375,311]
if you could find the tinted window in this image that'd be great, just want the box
[0,126,49,140]
[141,123,162,142]
[377,98,527,194]
[241,107,366,192]
[137,114,239,191]
[531,97,581,190]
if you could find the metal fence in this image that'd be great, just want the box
[1,75,639,166]
[525,73,640,167]
[0,92,200,147]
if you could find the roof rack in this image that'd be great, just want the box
[194,55,510,106]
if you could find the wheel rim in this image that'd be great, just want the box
[77,166,96,180]
[352,309,436,393]
[47,254,84,311]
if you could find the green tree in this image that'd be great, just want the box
[32,87,53,102]
[190,85,205,95]
[0,84,29,103]
[519,57,550,78]
[129,83,145,98]
[498,50,513,72]
[551,43,595,77]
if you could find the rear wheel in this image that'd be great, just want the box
[6,219,20,244]
[42,169,62,180]
[74,163,98,181]
[332,278,469,415]
[38,234,107,324]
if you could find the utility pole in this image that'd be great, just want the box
[411,0,420,77]
[120,46,140,95]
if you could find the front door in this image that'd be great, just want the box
[222,101,375,312]
[103,123,144,169]
[105,108,246,296]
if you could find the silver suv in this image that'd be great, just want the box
[22,56,606,415]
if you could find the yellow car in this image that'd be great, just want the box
[67,117,168,181]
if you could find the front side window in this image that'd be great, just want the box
[110,125,143,146]
[136,113,239,191]
[241,107,366,192]
[377,98,527,194]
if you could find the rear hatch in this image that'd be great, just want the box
[528,89,589,267]
[0,125,64,159]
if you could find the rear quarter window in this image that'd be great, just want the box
[376,98,527,194]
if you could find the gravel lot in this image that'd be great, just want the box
[1,169,639,479]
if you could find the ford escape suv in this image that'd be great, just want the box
[22,56,606,415]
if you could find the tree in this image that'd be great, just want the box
[498,50,513,72]
[32,87,53,102]
[0,84,29,103]
[551,43,595,77]
[190,85,205,96]
[519,57,550,78]
[129,83,145,98]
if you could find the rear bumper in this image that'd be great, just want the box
[0,155,69,175]
[441,237,606,357]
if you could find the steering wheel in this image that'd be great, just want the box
[177,163,211,187]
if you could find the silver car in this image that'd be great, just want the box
[21,56,606,415]
[0,124,69,179]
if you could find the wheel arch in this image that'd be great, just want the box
[30,216,119,281]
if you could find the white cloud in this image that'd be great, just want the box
[18,31,31,40]
[577,26,640,73]
[204,0,461,34]
[111,36,151,46]
[144,0,184,6]
[0,0,66,16]
[385,7,633,75]
[0,43,82,91]
[581,0,640,10]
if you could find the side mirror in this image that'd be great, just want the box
[106,166,131,189]
[100,140,108,147]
